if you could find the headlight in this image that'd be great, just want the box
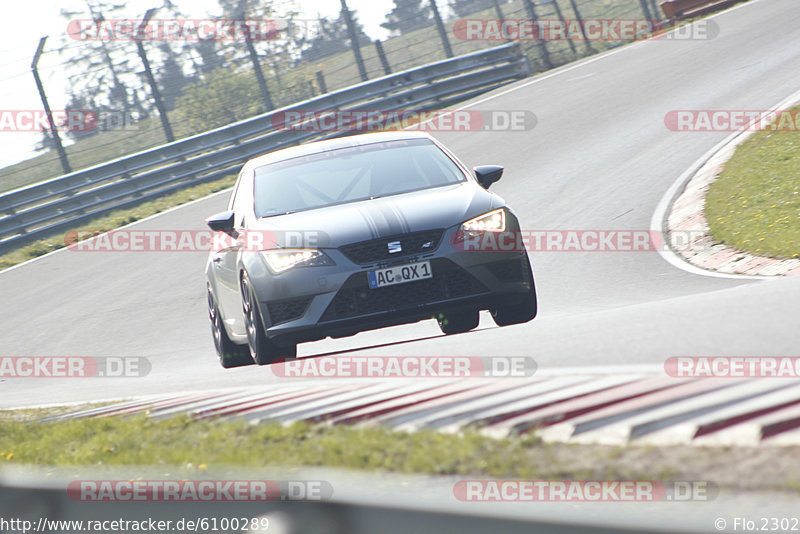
[261,249,333,273]
[461,209,506,232]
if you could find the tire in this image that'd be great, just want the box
[437,310,479,335]
[208,287,252,369]
[241,272,297,365]
[491,258,538,327]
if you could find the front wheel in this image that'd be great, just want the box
[208,287,252,369]
[241,273,297,365]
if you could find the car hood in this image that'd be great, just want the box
[248,182,502,248]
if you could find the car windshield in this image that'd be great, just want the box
[253,138,465,217]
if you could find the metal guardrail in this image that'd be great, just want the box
[0,43,530,254]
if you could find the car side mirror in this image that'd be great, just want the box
[206,210,236,235]
[474,165,504,189]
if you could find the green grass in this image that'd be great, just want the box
[0,173,236,272]
[0,414,672,483]
[2,413,799,495]
[705,107,800,260]
[0,0,650,194]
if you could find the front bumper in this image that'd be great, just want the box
[245,228,533,345]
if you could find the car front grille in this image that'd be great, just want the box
[268,296,313,325]
[338,230,444,265]
[320,258,488,322]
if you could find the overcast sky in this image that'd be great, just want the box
[0,0,395,169]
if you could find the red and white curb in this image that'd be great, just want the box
[48,369,800,447]
[666,93,800,277]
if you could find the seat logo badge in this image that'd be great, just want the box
[388,241,402,254]
[421,241,433,249]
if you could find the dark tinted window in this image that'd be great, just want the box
[253,138,465,217]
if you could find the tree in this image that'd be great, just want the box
[34,128,57,154]
[58,2,147,119]
[381,0,433,36]
[300,10,371,63]
[172,68,264,134]
[192,39,225,76]
[157,44,191,111]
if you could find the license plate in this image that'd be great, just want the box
[368,261,432,289]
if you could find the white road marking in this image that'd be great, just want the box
[650,86,800,280]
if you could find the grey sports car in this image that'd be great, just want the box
[205,131,536,368]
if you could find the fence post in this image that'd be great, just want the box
[135,9,174,143]
[567,0,595,54]
[638,0,654,21]
[340,0,368,82]
[236,1,274,111]
[491,0,514,43]
[650,0,662,20]
[90,10,131,121]
[31,36,71,175]
[374,40,392,75]
[548,0,577,57]
[244,37,274,111]
[429,0,453,58]
[492,0,505,21]
[523,0,552,69]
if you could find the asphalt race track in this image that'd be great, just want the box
[1,0,799,408]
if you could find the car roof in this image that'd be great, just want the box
[244,131,437,171]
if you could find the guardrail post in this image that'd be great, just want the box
[374,40,392,75]
[315,71,328,94]
[523,0,553,70]
[31,36,71,175]
[340,0,368,82]
[135,10,175,143]
[430,0,454,58]
[566,0,595,54]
